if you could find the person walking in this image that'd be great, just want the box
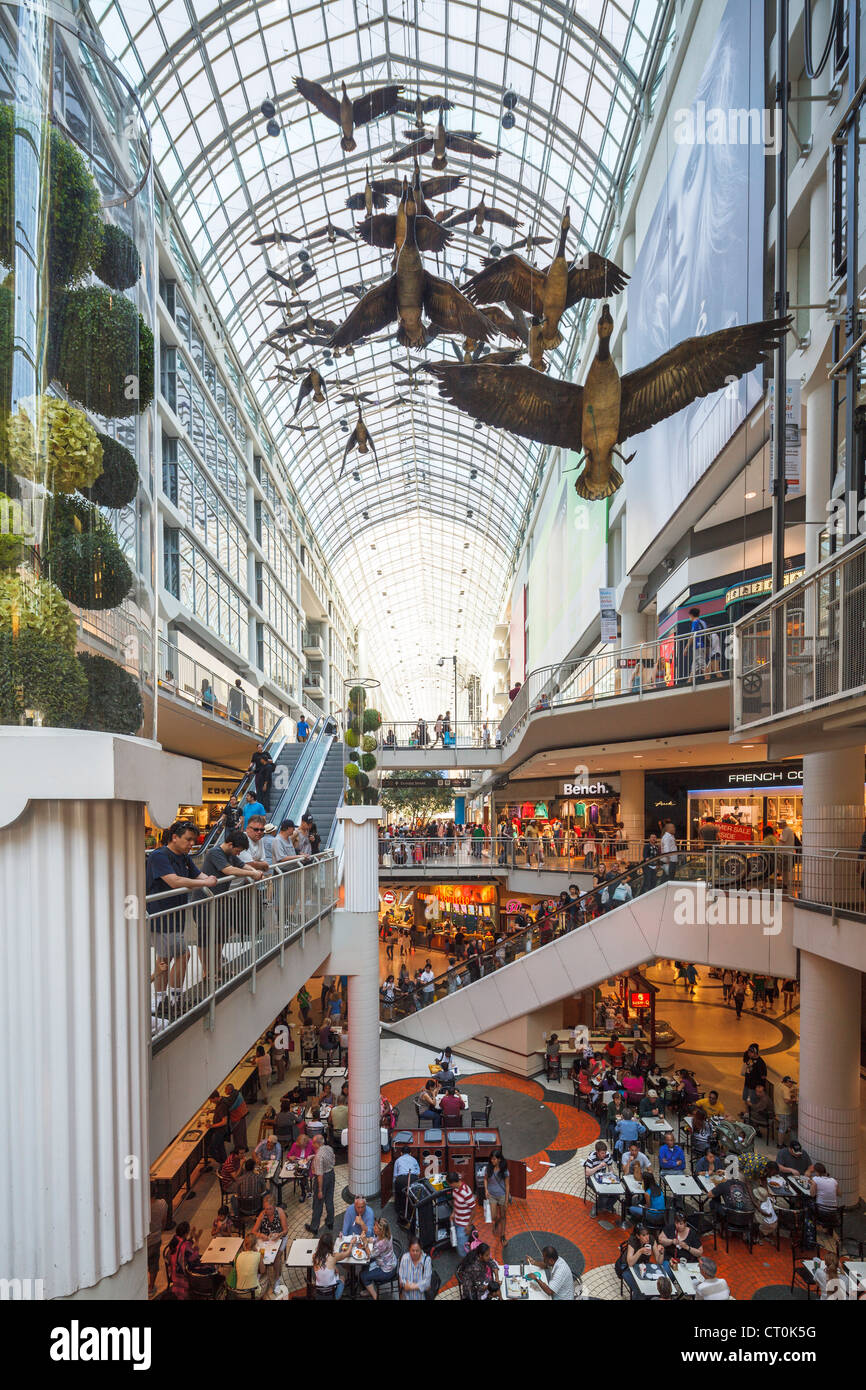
[732,974,748,1018]
[305,1135,336,1236]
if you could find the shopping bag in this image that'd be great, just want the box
[483,1199,492,1224]
[449,1222,457,1248]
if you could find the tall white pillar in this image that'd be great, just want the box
[618,769,646,849]
[802,747,864,852]
[338,803,383,1198]
[798,950,861,1206]
[805,171,832,571]
[0,730,200,1300]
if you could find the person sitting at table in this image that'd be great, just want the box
[318,1020,339,1061]
[623,1139,652,1180]
[339,1080,350,1106]
[694,1256,731,1300]
[342,1195,375,1238]
[219,1146,246,1189]
[638,1088,664,1119]
[810,1163,841,1227]
[233,1231,265,1298]
[457,1243,501,1300]
[251,1193,288,1291]
[689,1107,714,1160]
[312,1231,352,1300]
[287,1127,316,1201]
[273,1099,295,1151]
[605,1032,626,1067]
[747,1081,775,1131]
[359,1217,398,1300]
[439,1088,465,1124]
[585,1140,618,1215]
[694,1149,722,1177]
[627,1172,667,1226]
[237,1157,267,1208]
[656,1275,674,1301]
[613,1108,646,1154]
[752,1184,778,1242]
[695,1088,725,1119]
[619,1226,665,1300]
[399,1238,433,1300]
[165,1222,221,1300]
[523,1245,574,1300]
[622,1063,644,1105]
[675,1069,700,1109]
[329,1098,349,1141]
[658,1130,686,1172]
[254,1133,282,1168]
[659,1210,703,1260]
[708,1175,753,1218]
[317,1081,335,1112]
[416,1079,440,1125]
[435,1046,457,1084]
[211,1206,239,1239]
[776,1137,813,1177]
[306,1105,328,1141]
[606,1091,625,1138]
[814,1252,850,1300]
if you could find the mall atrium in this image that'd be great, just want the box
[0,0,865,1323]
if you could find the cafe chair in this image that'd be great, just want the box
[237,1193,264,1224]
[314,1284,337,1300]
[470,1096,493,1127]
[545,1055,562,1082]
[188,1268,226,1300]
[815,1206,844,1243]
[720,1207,755,1254]
[790,1240,820,1299]
[228,1283,258,1300]
[378,1238,404,1300]
[775,1205,802,1246]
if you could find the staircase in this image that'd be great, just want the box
[302,742,344,846]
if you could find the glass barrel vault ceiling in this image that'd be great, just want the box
[89,0,672,719]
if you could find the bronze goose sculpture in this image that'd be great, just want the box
[445,194,522,236]
[426,308,791,499]
[385,114,496,169]
[293,368,327,416]
[294,76,402,152]
[340,404,381,477]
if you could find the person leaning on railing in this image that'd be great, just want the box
[146,820,218,1018]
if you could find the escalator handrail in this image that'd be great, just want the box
[200,713,289,855]
[267,714,328,830]
[382,848,712,1020]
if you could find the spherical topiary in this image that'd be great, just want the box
[348,684,366,717]
[92,224,142,290]
[77,652,142,733]
[0,628,87,726]
[44,494,133,611]
[79,433,138,509]
[0,106,102,286]
[348,717,361,736]
[356,771,369,790]
[344,761,360,780]
[50,287,155,418]
[362,707,382,731]
[0,572,76,652]
[360,752,376,772]
[5,395,103,492]
[361,733,377,752]
[0,492,32,567]
[344,726,360,748]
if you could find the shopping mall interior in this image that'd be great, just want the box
[0,0,865,1329]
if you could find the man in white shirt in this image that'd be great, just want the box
[266,819,298,869]
[694,1256,731,1300]
[527,1245,574,1300]
[420,964,435,1002]
[660,822,677,877]
[239,816,271,872]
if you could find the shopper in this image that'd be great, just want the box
[305,1134,336,1235]
[146,820,217,1011]
[227,678,244,726]
[296,714,310,743]
[242,791,266,827]
[248,743,275,801]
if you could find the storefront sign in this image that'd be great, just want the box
[769,379,801,492]
[718,823,755,842]
[599,587,618,642]
[561,781,615,797]
[380,777,471,788]
[380,890,396,906]
[723,768,803,786]
[724,568,805,608]
[630,990,651,1008]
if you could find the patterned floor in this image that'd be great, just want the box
[381,1070,807,1301]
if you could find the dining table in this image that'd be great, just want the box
[285,1236,318,1297]
[498,1263,548,1301]
[662,1172,702,1204]
[200,1234,243,1265]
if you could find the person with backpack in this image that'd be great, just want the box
[687,606,708,682]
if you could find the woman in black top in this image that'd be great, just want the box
[308,821,321,854]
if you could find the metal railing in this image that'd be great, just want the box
[379,845,866,1022]
[147,850,337,1044]
[156,636,286,740]
[380,720,492,749]
[498,625,733,744]
[380,835,705,875]
[733,535,866,731]
[302,630,324,652]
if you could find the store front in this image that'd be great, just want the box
[645,764,806,843]
[496,777,621,836]
[415,882,499,950]
[144,772,238,846]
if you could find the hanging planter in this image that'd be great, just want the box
[0,492,33,567]
[0,105,102,286]
[362,707,382,731]
[0,628,87,726]
[44,494,133,611]
[5,394,104,493]
[50,287,155,418]
[92,225,142,291]
[79,433,138,509]
[0,571,76,652]
[77,652,142,734]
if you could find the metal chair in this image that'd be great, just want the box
[545,1055,562,1082]
[377,1237,404,1300]
[790,1240,819,1299]
[187,1268,225,1300]
[470,1095,493,1126]
[720,1207,755,1254]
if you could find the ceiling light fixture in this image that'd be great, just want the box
[745,490,757,499]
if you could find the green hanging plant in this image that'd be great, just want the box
[79,433,138,509]
[0,628,87,726]
[0,106,102,286]
[92,224,142,291]
[361,787,379,805]
[348,684,366,718]
[50,287,155,417]
[77,652,142,734]
[361,733,377,752]
[0,571,76,651]
[360,752,376,772]
[344,726,360,748]
[356,770,369,790]
[344,760,360,780]
[5,394,103,493]
[44,494,133,611]
[0,491,33,567]
[362,707,382,731]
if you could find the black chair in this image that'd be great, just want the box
[791,1241,819,1298]
[545,1055,562,1082]
[237,1193,264,1225]
[187,1268,225,1300]
[720,1207,755,1254]
[377,1237,404,1300]
[470,1095,494,1126]
[314,1285,337,1300]
[816,1206,844,1242]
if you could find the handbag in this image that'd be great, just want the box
[483,1199,492,1223]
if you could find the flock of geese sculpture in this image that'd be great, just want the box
[251,75,789,498]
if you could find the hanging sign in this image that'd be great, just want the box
[769,379,801,493]
[599,587,618,643]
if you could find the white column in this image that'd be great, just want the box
[0,730,201,1300]
[338,803,384,1198]
[805,172,831,571]
[618,769,645,849]
[798,950,861,1206]
[802,748,864,851]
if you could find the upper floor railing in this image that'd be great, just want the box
[732,534,866,732]
[156,636,286,740]
[147,850,337,1045]
[498,626,733,744]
